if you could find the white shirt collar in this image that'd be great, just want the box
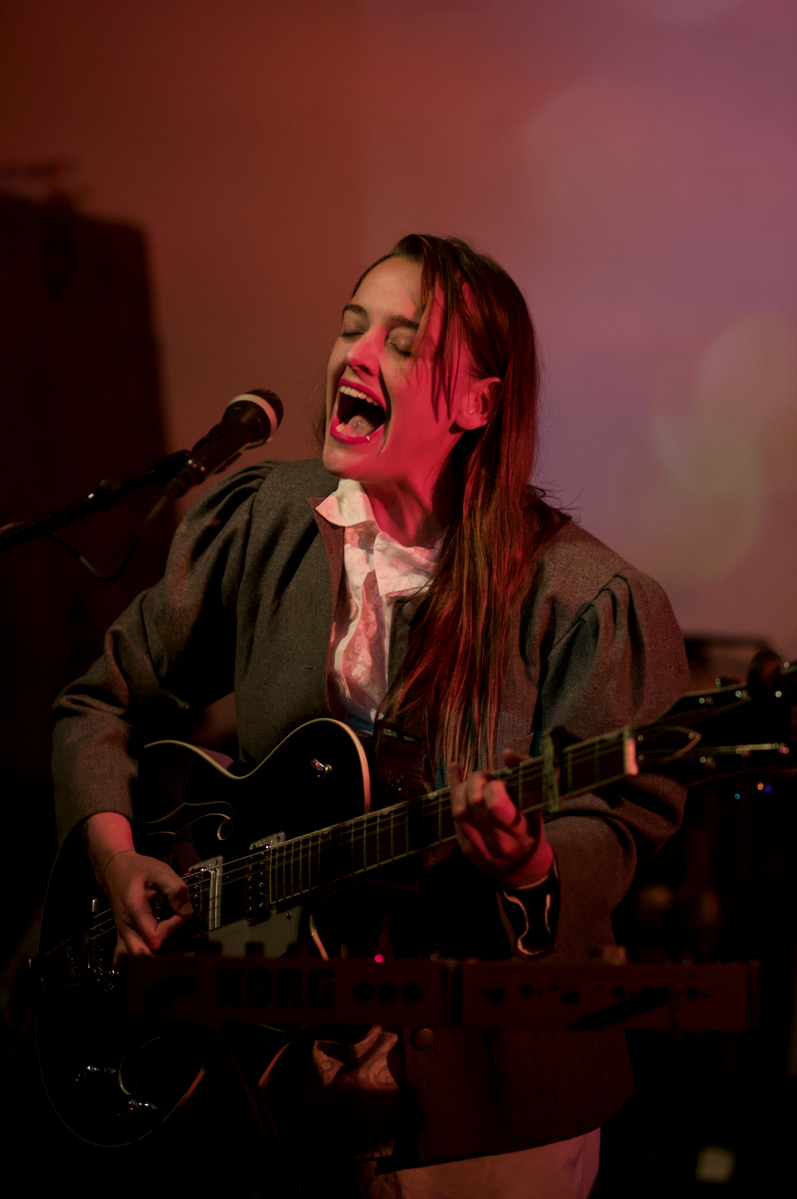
[317,478,443,598]
[317,477,378,529]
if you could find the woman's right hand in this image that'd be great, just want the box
[101,849,194,959]
[84,812,193,960]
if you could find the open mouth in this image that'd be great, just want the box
[333,383,387,440]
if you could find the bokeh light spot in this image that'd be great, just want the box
[523,80,675,281]
[624,0,744,26]
[694,314,797,491]
[627,311,797,585]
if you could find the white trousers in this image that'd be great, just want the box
[355,1129,601,1199]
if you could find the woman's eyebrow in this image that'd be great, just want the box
[387,315,420,332]
[341,303,420,332]
[342,303,367,319]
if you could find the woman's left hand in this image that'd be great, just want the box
[448,749,554,888]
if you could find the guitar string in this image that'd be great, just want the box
[84,734,630,944]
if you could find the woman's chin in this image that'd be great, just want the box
[323,438,365,479]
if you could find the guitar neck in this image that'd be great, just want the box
[263,726,634,907]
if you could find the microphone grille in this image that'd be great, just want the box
[226,389,284,441]
[242,388,284,426]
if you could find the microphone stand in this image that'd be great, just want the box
[0,450,189,556]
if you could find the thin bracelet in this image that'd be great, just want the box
[100,848,135,879]
[503,852,558,893]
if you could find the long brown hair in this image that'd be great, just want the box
[324,234,567,774]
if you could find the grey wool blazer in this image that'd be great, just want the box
[52,458,690,1164]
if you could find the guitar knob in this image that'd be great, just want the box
[117,1098,158,1121]
[410,1029,436,1051]
[75,1063,116,1084]
[310,759,333,776]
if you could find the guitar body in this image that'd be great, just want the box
[33,660,797,1147]
[34,718,370,1146]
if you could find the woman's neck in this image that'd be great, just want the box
[362,475,454,547]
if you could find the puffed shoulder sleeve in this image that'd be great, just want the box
[530,550,691,948]
[51,463,275,848]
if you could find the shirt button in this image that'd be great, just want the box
[410,1028,436,1050]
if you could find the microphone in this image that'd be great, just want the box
[164,389,283,500]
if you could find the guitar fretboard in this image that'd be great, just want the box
[255,726,633,907]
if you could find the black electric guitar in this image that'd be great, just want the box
[33,654,796,1145]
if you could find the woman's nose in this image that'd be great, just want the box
[345,330,377,374]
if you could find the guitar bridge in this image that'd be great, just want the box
[245,832,285,925]
[186,855,223,933]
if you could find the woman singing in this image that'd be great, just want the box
[53,235,689,1197]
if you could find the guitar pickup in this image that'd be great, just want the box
[245,832,285,925]
[186,855,223,933]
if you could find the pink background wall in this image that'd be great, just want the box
[2,0,796,656]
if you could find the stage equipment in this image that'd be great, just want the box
[163,391,282,499]
[0,390,283,570]
[118,954,758,1033]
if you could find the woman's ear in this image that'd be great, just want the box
[454,377,502,431]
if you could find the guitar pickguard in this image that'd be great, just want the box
[207,911,302,958]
